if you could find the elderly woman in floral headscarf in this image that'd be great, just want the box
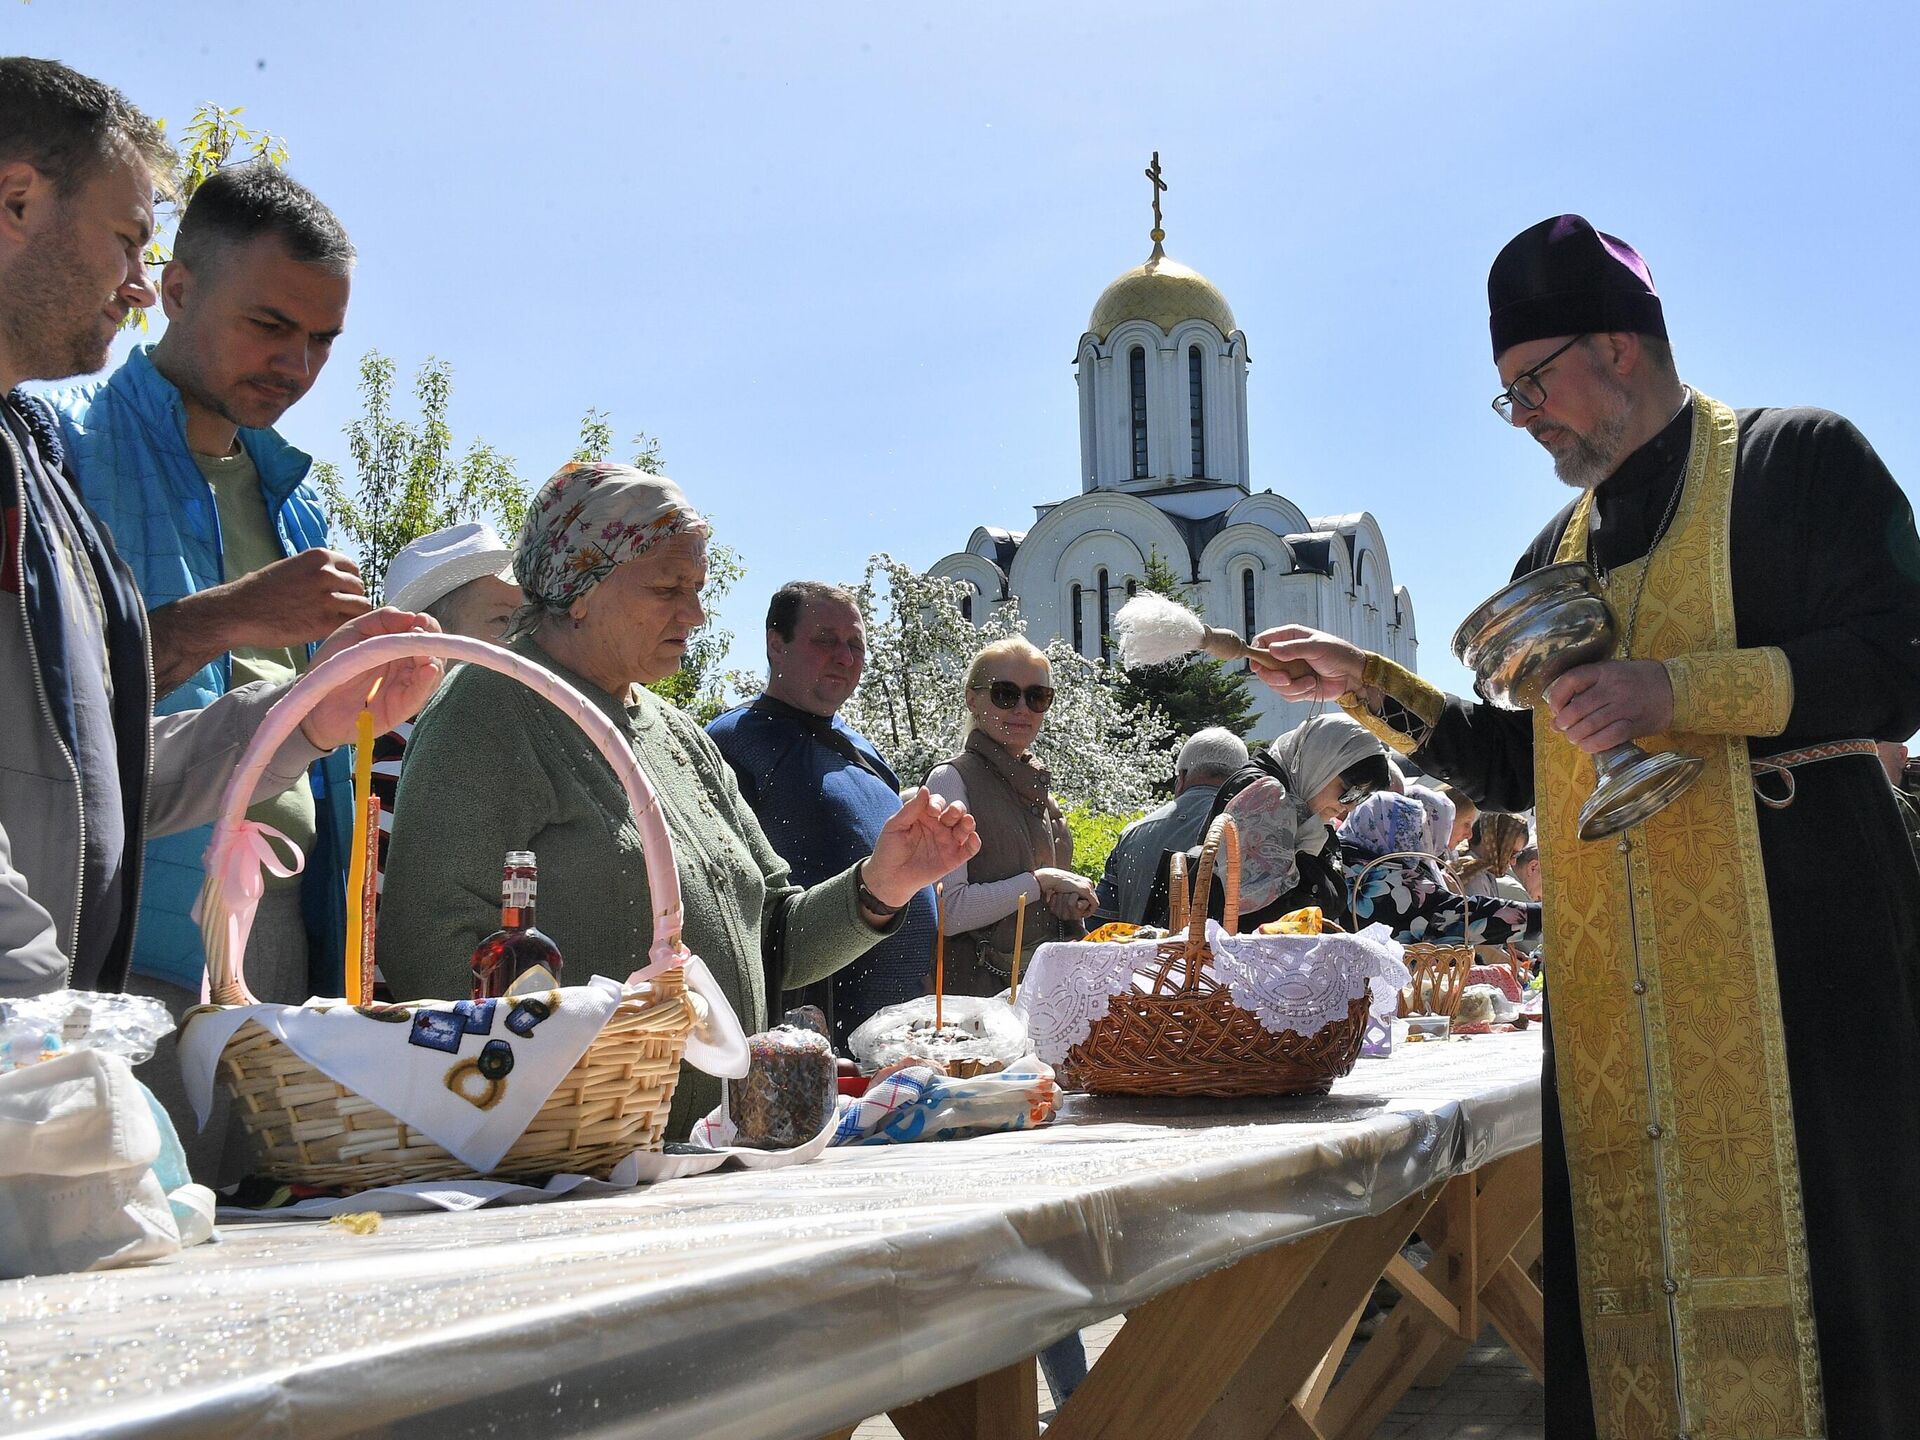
[382,464,978,1134]
[1337,791,1539,948]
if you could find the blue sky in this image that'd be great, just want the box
[16,1,1920,699]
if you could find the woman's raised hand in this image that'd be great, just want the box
[864,787,981,909]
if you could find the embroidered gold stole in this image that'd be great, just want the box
[1537,393,1824,1438]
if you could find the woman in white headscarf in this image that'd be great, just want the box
[1157,714,1392,929]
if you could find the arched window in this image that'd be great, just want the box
[1071,582,1084,655]
[961,592,973,623]
[1189,345,1206,478]
[1242,567,1256,642]
[1097,568,1112,663]
[1126,577,1138,598]
[1129,347,1149,479]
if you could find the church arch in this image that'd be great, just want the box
[1223,492,1313,541]
[927,552,1009,608]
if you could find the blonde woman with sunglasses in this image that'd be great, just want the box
[923,637,1096,997]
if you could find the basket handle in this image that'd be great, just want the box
[1183,813,1241,953]
[197,633,687,1005]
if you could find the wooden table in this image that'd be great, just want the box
[4,1033,1541,1440]
[842,1141,1543,1440]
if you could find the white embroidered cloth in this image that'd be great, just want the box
[1022,922,1410,1066]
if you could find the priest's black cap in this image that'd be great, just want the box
[1488,215,1666,360]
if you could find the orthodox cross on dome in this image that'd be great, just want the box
[1144,151,1167,245]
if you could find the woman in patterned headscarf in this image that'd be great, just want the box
[1337,791,1539,948]
[382,464,979,1134]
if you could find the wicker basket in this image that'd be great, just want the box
[182,632,704,1187]
[1056,815,1372,1098]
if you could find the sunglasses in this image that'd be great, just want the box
[1336,782,1373,807]
[970,681,1056,714]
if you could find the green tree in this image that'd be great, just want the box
[1114,551,1259,765]
[312,352,525,603]
[568,422,743,724]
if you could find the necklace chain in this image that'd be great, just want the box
[1593,465,1686,660]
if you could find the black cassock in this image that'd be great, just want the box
[1402,402,1920,1438]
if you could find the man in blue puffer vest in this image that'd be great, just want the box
[50,162,369,1018]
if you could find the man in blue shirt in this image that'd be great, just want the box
[708,581,936,1047]
[49,162,366,1013]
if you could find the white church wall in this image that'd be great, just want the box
[1078,316,1249,492]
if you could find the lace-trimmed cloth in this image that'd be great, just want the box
[1022,922,1410,1066]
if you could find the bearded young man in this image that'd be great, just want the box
[1255,215,1920,1438]
[50,160,367,1019]
[0,56,436,1005]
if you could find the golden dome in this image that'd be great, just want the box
[1088,241,1236,342]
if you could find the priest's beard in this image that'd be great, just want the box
[1531,371,1634,491]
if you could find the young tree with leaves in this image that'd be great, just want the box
[311,352,525,602]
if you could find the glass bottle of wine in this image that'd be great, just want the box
[470,850,564,999]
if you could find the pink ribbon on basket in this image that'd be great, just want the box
[192,818,306,1005]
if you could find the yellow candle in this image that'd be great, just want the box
[343,699,376,1004]
[933,881,945,1031]
[1010,891,1027,1004]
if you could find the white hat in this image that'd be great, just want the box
[386,522,517,613]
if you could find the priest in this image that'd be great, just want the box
[1255,215,1920,1439]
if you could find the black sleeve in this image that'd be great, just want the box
[1749,411,1920,741]
[1411,703,1539,814]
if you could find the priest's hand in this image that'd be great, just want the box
[1250,625,1371,702]
[1544,659,1674,753]
[864,788,981,910]
[300,609,445,752]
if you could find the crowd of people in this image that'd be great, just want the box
[8,53,1920,1440]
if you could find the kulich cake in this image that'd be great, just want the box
[727,1024,836,1148]
[900,1017,1010,1079]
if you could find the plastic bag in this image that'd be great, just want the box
[847,994,1031,1074]
[0,990,174,1073]
[832,1056,1060,1145]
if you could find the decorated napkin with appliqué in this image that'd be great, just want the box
[176,980,626,1173]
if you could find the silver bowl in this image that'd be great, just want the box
[1452,561,1703,841]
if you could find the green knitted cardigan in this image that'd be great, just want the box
[380,636,891,1136]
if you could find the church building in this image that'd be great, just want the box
[927,159,1419,740]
